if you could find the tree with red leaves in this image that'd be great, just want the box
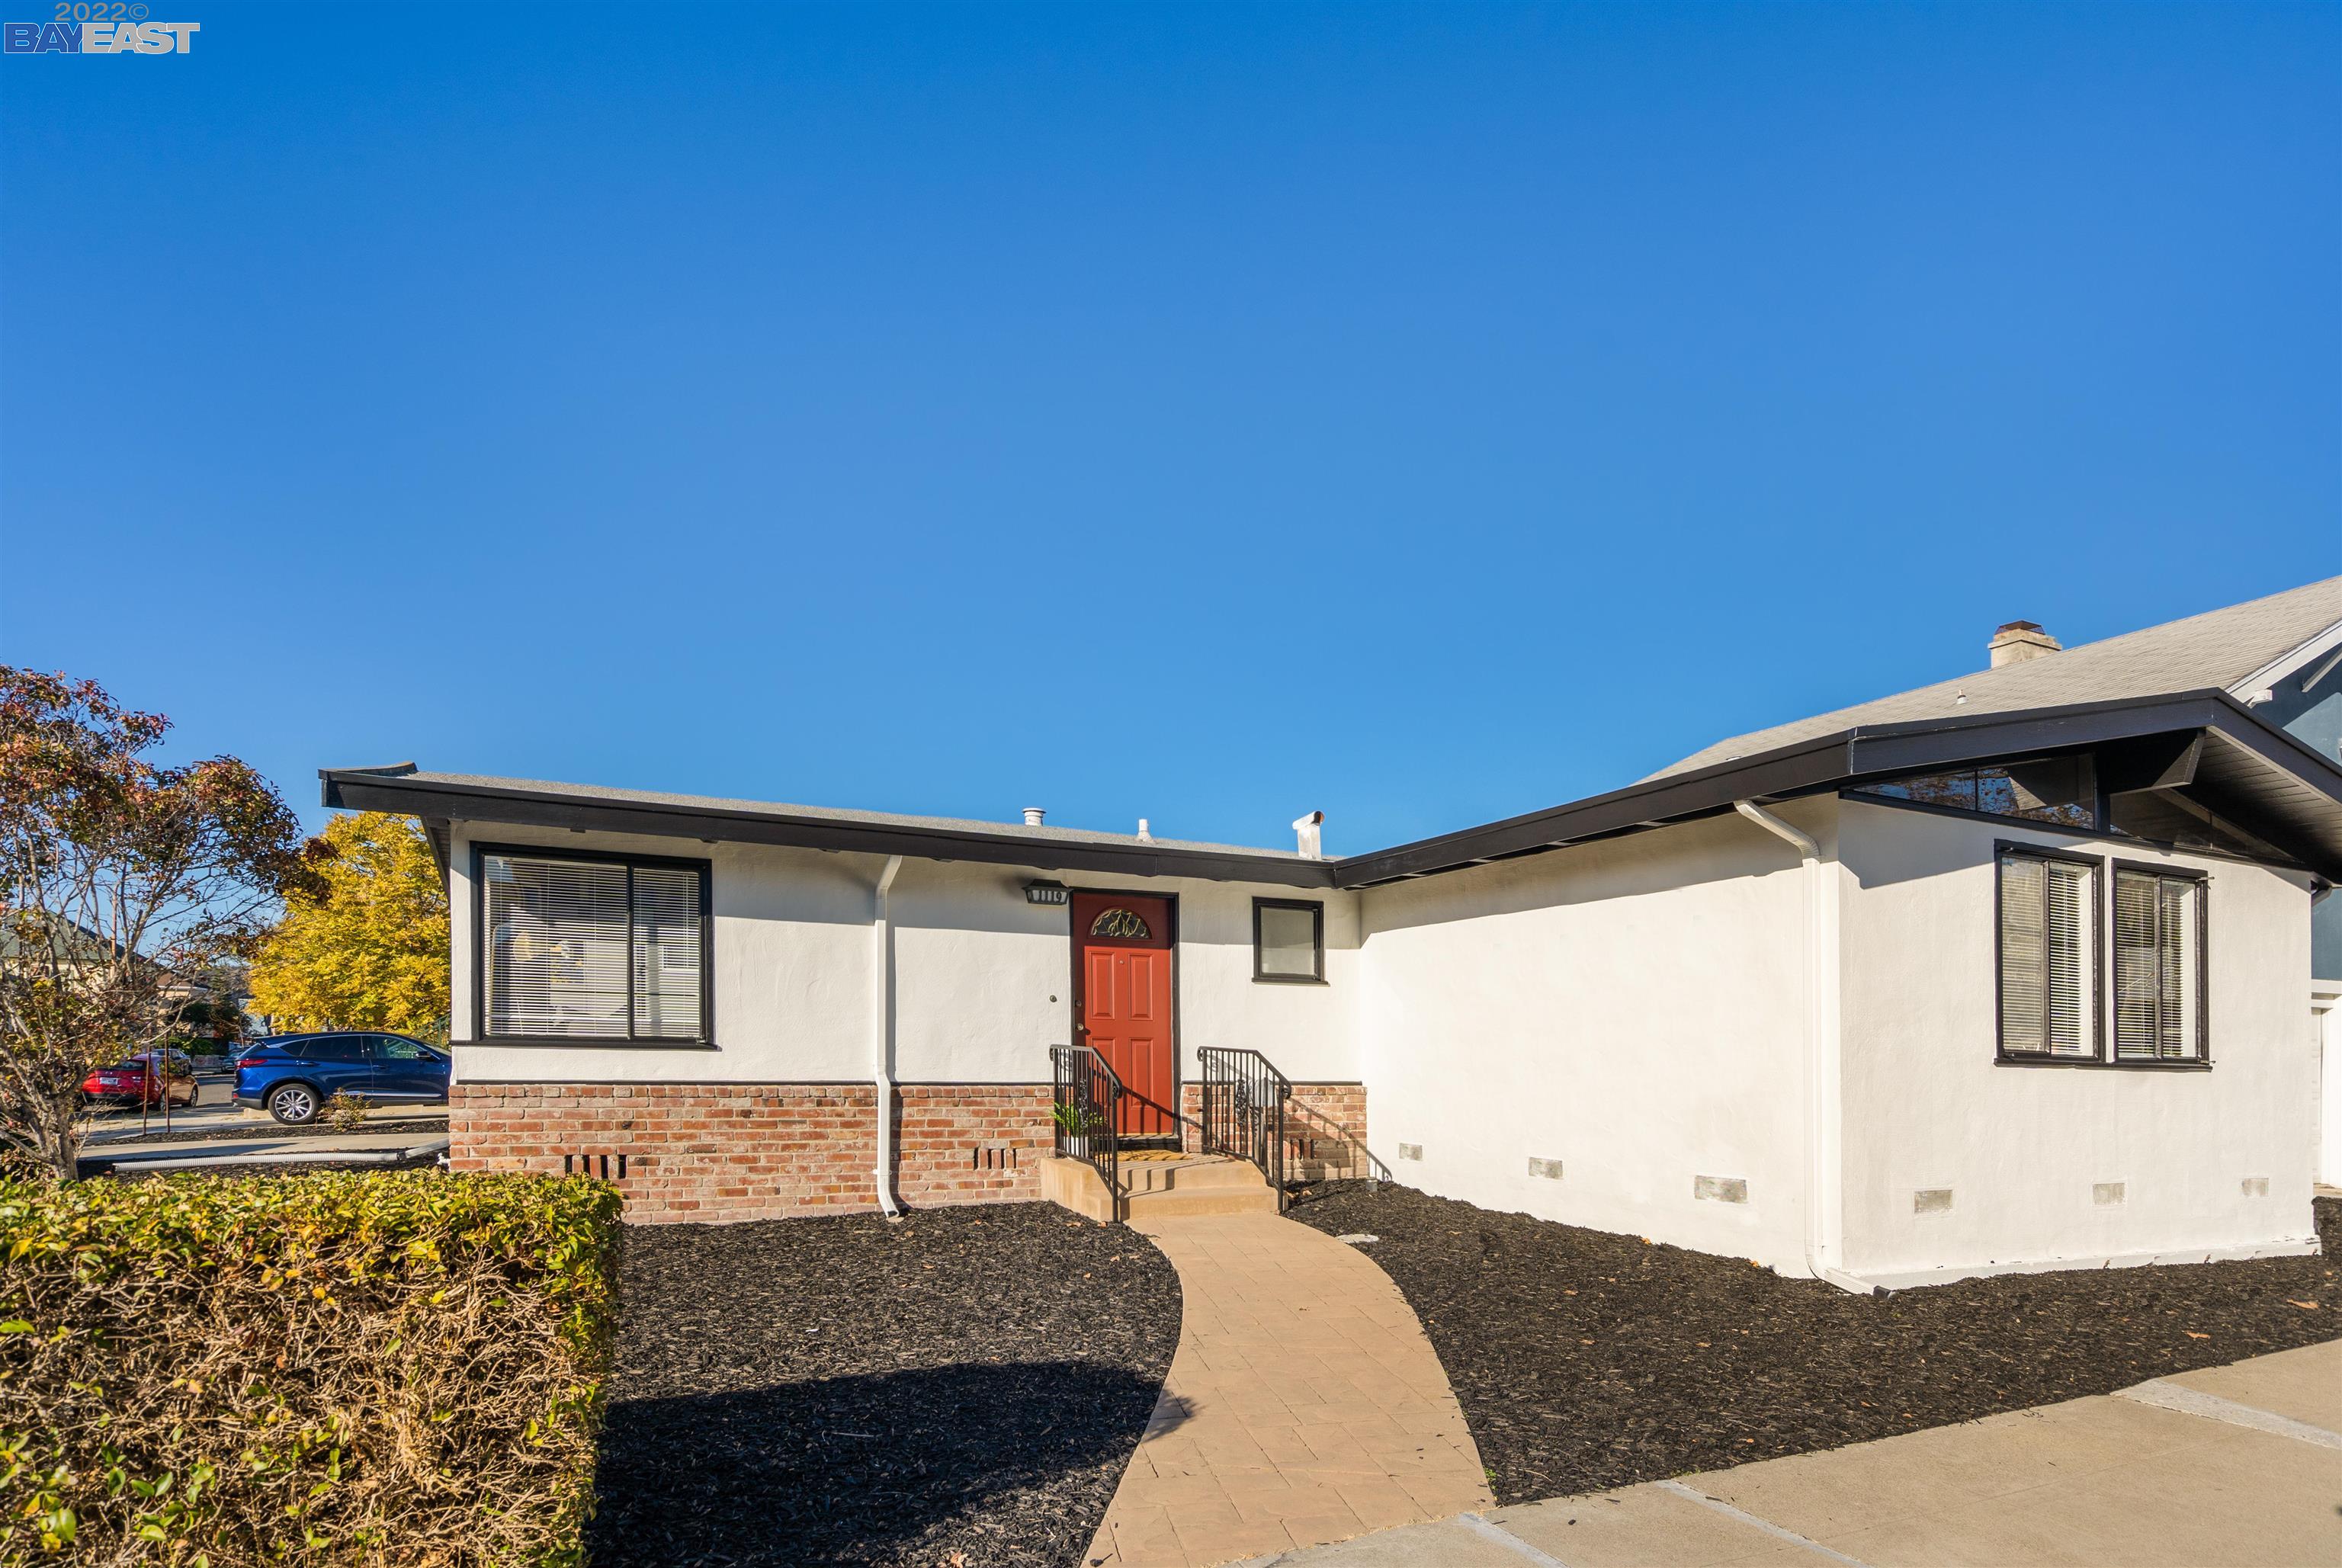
[0,669,325,1179]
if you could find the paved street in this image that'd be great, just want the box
[1232,1339,2342,1568]
[82,1076,444,1145]
[80,1073,448,1169]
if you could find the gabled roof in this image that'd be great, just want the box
[1651,576,2342,781]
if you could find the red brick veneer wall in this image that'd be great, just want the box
[449,1082,1051,1224]
[1178,1080,1372,1181]
[892,1083,1051,1207]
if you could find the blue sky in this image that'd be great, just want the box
[2,2,2335,855]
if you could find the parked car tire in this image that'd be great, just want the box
[268,1082,322,1125]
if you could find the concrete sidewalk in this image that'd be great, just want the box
[82,1130,448,1170]
[1231,1339,2342,1568]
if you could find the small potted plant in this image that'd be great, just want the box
[1052,1098,1104,1157]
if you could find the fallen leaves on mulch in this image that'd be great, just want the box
[592,1204,1180,1567]
[1292,1184,2342,1505]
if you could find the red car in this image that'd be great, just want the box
[82,1049,198,1110]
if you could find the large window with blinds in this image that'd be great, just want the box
[2113,864,2206,1063]
[476,846,711,1044]
[1996,845,2099,1060]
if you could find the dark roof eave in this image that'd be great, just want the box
[1331,690,2342,886]
[322,689,2342,894]
[318,771,1339,889]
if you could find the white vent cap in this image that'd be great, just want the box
[1293,810,1323,858]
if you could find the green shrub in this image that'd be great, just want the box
[0,1172,622,1566]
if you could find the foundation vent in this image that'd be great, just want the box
[2093,1182,2126,1207]
[1397,1142,1423,1162]
[563,1152,630,1179]
[1694,1175,1747,1204]
[2242,1176,2270,1198]
[1913,1188,1954,1215]
[972,1143,1019,1172]
[1527,1156,1564,1181]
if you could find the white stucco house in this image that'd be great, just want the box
[329,576,2342,1289]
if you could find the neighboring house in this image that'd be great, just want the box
[0,915,223,1022]
[327,576,2342,1288]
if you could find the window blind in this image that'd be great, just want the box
[632,865,704,1040]
[2114,869,2201,1061]
[483,851,706,1041]
[1999,851,2094,1057]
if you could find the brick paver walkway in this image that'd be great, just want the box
[1086,1211,1493,1568]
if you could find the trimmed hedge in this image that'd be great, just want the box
[0,1172,621,1566]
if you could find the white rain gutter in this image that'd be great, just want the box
[871,855,904,1219]
[1733,800,1887,1297]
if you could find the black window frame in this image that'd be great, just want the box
[471,842,716,1048]
[1992,840,2105,1066]
[1252,897,1326,985]
[1990,841,2215,1072]
[1848,754,2103,833]
[2109,858,2211,1067]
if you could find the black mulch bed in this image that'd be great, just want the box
[592,1204,1181,1568]
[1293,1182,2342,1505]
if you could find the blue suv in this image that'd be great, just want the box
[234,1033,451,1125]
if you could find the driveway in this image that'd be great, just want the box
[1231,1339,2342,1567]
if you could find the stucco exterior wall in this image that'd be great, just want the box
[445,823,1362,1090]
[1834,797,2322,1283]
[1354,803,1827,1271]
[440,803,2324,1269]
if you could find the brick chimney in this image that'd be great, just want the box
[1988,620,2061,668]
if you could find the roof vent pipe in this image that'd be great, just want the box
[1293,811,1323,858]
[1988,620,2061,668]
[1022,807,1045,827]
[1136,819,1152,842]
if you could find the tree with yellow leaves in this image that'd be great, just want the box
[249,812,448,1040]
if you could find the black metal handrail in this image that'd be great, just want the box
[1050,1044,1124,1205]
[1195,1046,1291,1211]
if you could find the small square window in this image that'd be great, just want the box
[1253,899,1324,983]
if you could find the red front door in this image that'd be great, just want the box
[1072,892,1176,1139]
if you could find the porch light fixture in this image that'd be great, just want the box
[1024,880,1068,906]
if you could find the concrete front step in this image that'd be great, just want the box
[1115,1153,1265,1194]
[1124,1182,1278,1219]
[1041,1154,1279,1222]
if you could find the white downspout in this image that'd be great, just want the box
[1733,800,1884,1297]
[871,855,904,1220]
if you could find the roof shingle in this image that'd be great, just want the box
[1649,576,2342,780]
